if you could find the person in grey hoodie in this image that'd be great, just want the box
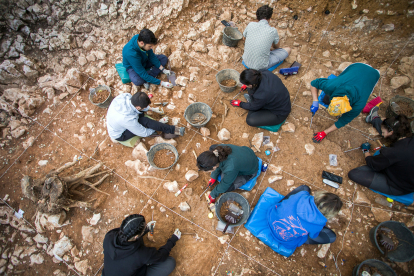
[106,92,184,142]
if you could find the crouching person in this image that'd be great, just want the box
[271,185,342,247]
[102,214,181,276]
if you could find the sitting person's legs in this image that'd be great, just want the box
[246,110,287,127]
[147,55,168,77]
[146,256,176,276]
[138,113,175,134]
[116,129,138,141]
[348,166,405,195]
[305,226,336,244]
[127,68,146,86]
[267,48,290,69]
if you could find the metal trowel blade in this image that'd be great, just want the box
[168,73,176,86]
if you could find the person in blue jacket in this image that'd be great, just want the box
[269,185,342,249]
[309,63,380,143]
[123,29,173,90]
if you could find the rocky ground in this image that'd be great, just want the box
[1,0,414,275]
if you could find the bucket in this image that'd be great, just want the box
[184,102,212,128]
[386,95,414,118]
[216,69,240,93]
[146,143,178,170]
[369,220,414,262]
[215,192,250,227]
[352,259,397,276]
[89,85,113,108]
[222,27,242,47]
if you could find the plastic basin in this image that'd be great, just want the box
[222,27,242,47]
[215,192,250,227]
[352,259,396,276]
[184,102,212,128]
[146,143,178,170]
[386,95,414,118]
[216,69,240,93]
[89,85,113,108]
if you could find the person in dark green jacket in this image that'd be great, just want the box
[197,144,259,203]
[123,29,173,90]
[310,63,380,143]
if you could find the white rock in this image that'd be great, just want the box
[390,76,411,89]
[163,181,179,193]
[269,165,283,174]
[89,213,101,225]
[74,259,89,275]
[200,127,210,137]
[252,132,263,150]
[242,133,249,139]
[382,24,394,32]
[23,136,35,149]
[52,236,73,258]
[217,128,230,141]
[160,207,166,212]
[81,226,94,243]
[300,70,317,89]
[185,170,199,182]
[286,180,294,186]
[38,160,48,166]
[176,76,189,86]
[282,123,295,133]
[11,126,27,138]
[218,235,229,244]
[317,244,330,258]
[125,160,148,175]
[30,253,44,265]
[148,136,177,147]
[169,50,184,69]
[171,117,180,126]
[178,202,191,211]
[33,234,48,244]
[305,144,315,155]
[322,50,330,57]
[132,142,148,162]
[268,175,283,183]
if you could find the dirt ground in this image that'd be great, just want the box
[1,0,414,275]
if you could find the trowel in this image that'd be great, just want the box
[154,102,169,106]
[168,63,176,86]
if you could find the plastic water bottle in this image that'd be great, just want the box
[261,163,268,172]
[375,197,392,208]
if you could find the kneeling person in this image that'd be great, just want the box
[107,92,184,143]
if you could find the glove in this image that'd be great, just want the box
[310,101,319,113]
[162,69,172,76]
[147,221,156,232]
[159,116,169,124]
[208,178,216,187]
[173,228,181,239]
[312,131,326,143]
[361,142,371,153]
[230,100,242,107]
[208,194,216,204]
[161,81,173,88]
[241,84,247,91]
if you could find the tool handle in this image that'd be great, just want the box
[323,179,339,189]
[221,20,231,27]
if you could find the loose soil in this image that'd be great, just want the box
[219,200,242,223]
[220,79,237,87]
[153,149,176,168]
[190,112,207,124]
[397,101,414,117]
[92,89,110,104]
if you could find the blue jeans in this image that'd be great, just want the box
[127,54,168,86]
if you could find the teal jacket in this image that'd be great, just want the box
[210,144,258,198]
[311,63,380,129]
[122,34,161,85]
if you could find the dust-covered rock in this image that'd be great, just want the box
[81,226,94,243]
[305,144,315,155]
[75,259,89,275]
[269,165,283,174]
[390,76,411,89]
[125,160,148,175]
[282,123,295,133]
[178,202,190,211]
[371,208,392,222]
[317,244,330,258]
[218,128,230,141]
[251,132,263,150]
[355,192,371,205]
[52,236,73,258]
[148,136,177,147]
[132,142,148,162]
[185,170,199,182]
[286,180,294,186]
[268,175,283,183]
[163,181,179,193]
[200,127,210,137]
[176,76,189,86]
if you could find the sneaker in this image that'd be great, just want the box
[244,93,251,103]
[143,83,150,90]
[366,106,379,123]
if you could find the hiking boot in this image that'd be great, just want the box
[366,106,379,123]
[244,93,251,103]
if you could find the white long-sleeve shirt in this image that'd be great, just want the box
[106,93,154,139]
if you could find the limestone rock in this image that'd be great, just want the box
[371,208,392,222]
[35,211,66,233]
[9,120,21,130]
[75,259,89,275]
[355,192,371,205]
[82,39,94,50]
[163,181,179,193]
[38,160,48,166]
[148,136,177,147]
[169,50,184,69]
[52,236,73,258]
[132,142,148,162]
[171,117,180,125]
[286,180,294,186]
[242,133,249,139]
[218,128,230,141]
[185,170,199,182]
[382,24,394,32]
[89,213,101,225]
[317,244,330,258]
[390,76,410,89]
[305,144,315,155]
[81,226,94,243]
[301,70,317,89]
[176,76,189,86]
[405,88,414,95]
[251,132,263,150]
[268,175,283,183]
[125,160,148,175]
[178,202,190,211]
[65,68,83,88]
[337,62,352,73]
[11,126,27,138]
[200,127,210,137]
[282,123,295,133]
[30,253,44,265]
[218,235,229,244]
[269,165,283,174]
[33,234,48,244]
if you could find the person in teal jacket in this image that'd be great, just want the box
[123,29,173,90]
[196,144,259,203]
[309,63,380,143]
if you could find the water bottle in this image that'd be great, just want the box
[261,163,268,172]
[375,197,392,208]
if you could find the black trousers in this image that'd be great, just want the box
[116,113,175,141]
[280,185,336,245]
[371,117,383,135]
[246,110,288,127]
[348,165,405,195]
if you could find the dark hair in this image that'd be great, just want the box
[131,92,151,108]
[240,69,262,90]
[197,146,232,171]
[256,5,273,21]
[313,191,343,219]
[138,29,157,45]
[382,115,411,144]
[118,214,146,243]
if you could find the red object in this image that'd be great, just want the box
[363,97,382,113]
[241,84,247,91]
[148,94,153,99]
[230,100,241,107]
[208,194,216,204]
[208,178,216,187]
[312,131,326,143]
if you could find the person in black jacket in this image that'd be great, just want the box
[230,69,291,127]
[102,214,181,276]
[348,116,413,195]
